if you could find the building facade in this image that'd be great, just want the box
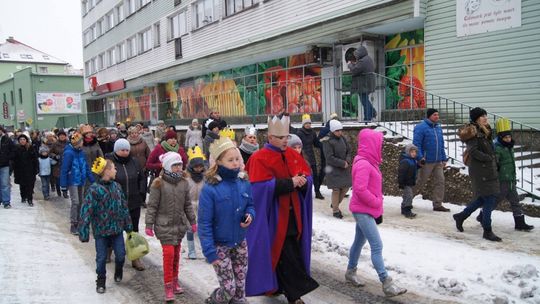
[81,0,540,128]
[0,38,85,130]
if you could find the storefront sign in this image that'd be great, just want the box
[457,0,521,37]
[95,79,125,95]
[2,101,8,119]
[36,92,82,114]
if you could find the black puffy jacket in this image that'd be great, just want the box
[106,153,147,210]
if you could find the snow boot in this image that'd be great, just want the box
[453,212,470,232]
[114,263,123,282]
[28,199,34,207]
[333,211,344,219]
[173,280,184,294]
[483,227,502,242]
[315,191,324,200]
[187,240,197,260]
[70,223,78,235]
[164,282,175,301]
[401,207,417,219]
[345,267,365,287]
[96,275,106,294]
[514,215,534,231]
[476,211,483,223]
[382,276,407,297]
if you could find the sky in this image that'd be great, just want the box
[0,0,83,69]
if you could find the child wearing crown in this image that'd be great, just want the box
[145,152,197,301]
[78,157,133,294]
[198,136,255,304]
[185,145,206,259]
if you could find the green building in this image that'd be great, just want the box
[0,37,85,130]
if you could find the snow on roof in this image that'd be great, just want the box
[0,37,67,65]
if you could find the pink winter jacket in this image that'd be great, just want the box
[349,129,384,218]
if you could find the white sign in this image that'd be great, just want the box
[457,0,521,37]
[36,92,82,114]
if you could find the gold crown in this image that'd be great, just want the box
[268,115,290,136]
[496,118,511,134]
[219,127,236,141]
[209,136,236,160]
[188,145,206,161]
[91,157,108,175]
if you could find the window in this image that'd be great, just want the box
[10,91,14,106]
[83,30,92,45]
[175,38,183,59]
[106,11,115,30]
[91,57,98,74]
[193,0,218,29]
[169,11,187,39]
[96,19,103,37]
[18,88,22,104]
[98,53,105,70]
[91,25,97,41]
[39,67,48,73]
[127,0,137,15]
[90,0,96,8]
[139,28,152,54]
[154,22,161,47]
[225,0,255,16]
[107,48,116,66]
[82,0,89,14]
[85,61,91,76]
[116,3,125,22]
[117,42,127,62]
[2,53,9,58]
[127,36,137,58]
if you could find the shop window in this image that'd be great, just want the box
[39,67,48,74]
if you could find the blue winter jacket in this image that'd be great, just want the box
[59,144,95,188]
[198,174,256,263]
[413,119,447,163]
[38,156,57,177]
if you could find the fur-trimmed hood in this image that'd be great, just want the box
[458,124,478,142]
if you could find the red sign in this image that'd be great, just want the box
[95,79,126,95]
[2,101,8,119]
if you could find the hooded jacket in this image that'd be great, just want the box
[348,46,375,94]
[349,129,384,218]
[185,125,203,149]
[494,137,516,183]
[59,144,95,188]
[322,133,352,189]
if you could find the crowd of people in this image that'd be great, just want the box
[0,106,534,303]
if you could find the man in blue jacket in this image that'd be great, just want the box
[412,109,450,212]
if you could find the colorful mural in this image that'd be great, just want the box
[164,53,322,119]
[108,87,156,123]
[385,29,425,109]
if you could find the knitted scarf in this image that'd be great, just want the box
[239,139,259,155]
[161,141,178,153]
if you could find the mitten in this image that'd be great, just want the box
[191,224,197,233]
[145,227,154,237]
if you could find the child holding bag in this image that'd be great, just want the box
[79,157,133,294]
[198,137,255,304]
[145,152,196,301]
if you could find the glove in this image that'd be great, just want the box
[79,235,89,243]
[145,227,154,237]
[191,224,197,233]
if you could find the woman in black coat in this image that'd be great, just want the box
[453,107,501,242]
[13,134,39,206]
[105,138,147,270]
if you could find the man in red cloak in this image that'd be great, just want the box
[245,114,319,304]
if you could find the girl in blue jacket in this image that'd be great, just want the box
[198,137,255,304]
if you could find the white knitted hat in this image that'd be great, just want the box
[329,120,343,132]
[159,151,183,172]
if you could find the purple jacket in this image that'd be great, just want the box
[349,129,384,218]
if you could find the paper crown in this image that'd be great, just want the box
[187,145,206,161]
[209,136,236,160]
[91,157,108,175]
[496,118,511,134]
[219,127,236,141]
[245,126,257,136]
[70,132,83,145]
[268,115,290,136]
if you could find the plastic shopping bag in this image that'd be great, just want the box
[125,232,150,261]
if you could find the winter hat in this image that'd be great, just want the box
[192,118,199,124]
[70,132,83,145]
[496,118,512,138]
[404,144,417,155]
[39,145,50,154]
[97,127,109,138]
[165,130,177,140]
[207,120,220,131]
[57,130,67,137]
[426,108,438,119]
[287,134,303,149]
[209,136,236,160]
[114,138,131,153]
[18,133,29,142]
[302,114,312,125]
[159,151,182,172]
[329,120,343,132]
[245,126,257,137]
[330,113,338,120]
[469,107,487,123]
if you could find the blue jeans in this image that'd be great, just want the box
[348,213,387,282]
[95,234,125,276]
[40,175,50,198]
[360,93,376,121]
[0,166,11,205]
[463,195,498,228]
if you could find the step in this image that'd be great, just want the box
[515,152,540,161]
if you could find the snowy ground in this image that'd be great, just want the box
[1,183,539,304]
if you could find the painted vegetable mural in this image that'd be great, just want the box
[385,29,425,109]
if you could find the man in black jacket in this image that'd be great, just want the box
[297,114,324,199]
[348,45,376,121]
[201,110,227,138]
[0,125,15,208]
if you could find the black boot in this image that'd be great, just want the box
[514,215,534,231]
[96,275,106,293]
[476,211,483,223]
[28,199,34,207]
[401,206,417,219]
[453,212,470,232]
[483,227,502,242]
[114,264,123,282]
[315,191,324,200]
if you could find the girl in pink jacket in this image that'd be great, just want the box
[344,129,407,297]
